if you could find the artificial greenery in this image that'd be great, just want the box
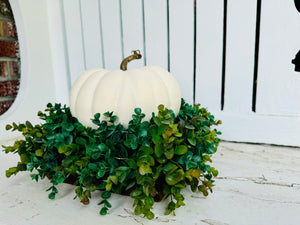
[3,99,221,219]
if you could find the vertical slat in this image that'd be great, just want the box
[80,0,104,69]
[223,0,257,113]
[100,0,123,70]
[120,0,145,69]
[169,0,195,103]
[256,0,300,115]
[63,0,86,84]
[196,0,223,112]
[144,0,168,70]
[47,0,70,104]
[251,0,261,112]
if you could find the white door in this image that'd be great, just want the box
[1,0,299,146]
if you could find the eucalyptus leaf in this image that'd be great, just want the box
[101,191,111,200]
[165,169,184,185]
[126,159,137,169]
[174,145,188,155]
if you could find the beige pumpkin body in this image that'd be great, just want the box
[69,66,181,128]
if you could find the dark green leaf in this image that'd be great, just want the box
[76,125,85,132]
[104,200,112,208]
[99,143,109,152]
[153,165,163,180]
[94,113,101,120]
[139,146,153,155]
[138,128,147,137]
[154,144,163,158]
[148,125,157,136]
[48,192,56,200]
[88,163,98,171]
[101,191,111,200]
[76,137,86,145]
[63,123,74,132]
[5,124,12,130]
[65,135,73,145]
[119,172,127,183]
[30,174,39,182]
[134,108,141,115]
[26,162,34,171]
[97,183,106,190]
[125,180,136,191]
[126,159,137,169]
[55,134,64,143]
[97,169,106,178]
[100,207,108,215]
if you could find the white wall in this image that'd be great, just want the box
[0,0,57,140]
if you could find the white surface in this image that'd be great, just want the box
[1,140,299,225]
[223,0,257,113]
[63,0,86,84]
[47,0,70,105]
[80,0,104,70]
[121,0,145,69]
[215,112,300,147]
[100,0,123,70]
[144,0,168,69]
[196,0,223,112]
[169,0,194,103]
[256,0,300,115]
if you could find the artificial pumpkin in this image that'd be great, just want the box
[69,50,181,128]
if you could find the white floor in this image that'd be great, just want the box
[0,139,299,225]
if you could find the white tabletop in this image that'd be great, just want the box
[0,140,299,225]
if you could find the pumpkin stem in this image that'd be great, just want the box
[120,50,142,71]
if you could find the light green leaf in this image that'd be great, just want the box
[164,148,174,159]
[174,145,188,155]
[165,169,184,185]
[139,164,152,175]
[187,137,196,146]
[35,149,43,157]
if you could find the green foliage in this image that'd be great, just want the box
[2,99,221,219]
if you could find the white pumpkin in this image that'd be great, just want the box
[69,51,181,128]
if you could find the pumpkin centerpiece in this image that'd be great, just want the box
[70,50,181,128]
[3,50,221,220]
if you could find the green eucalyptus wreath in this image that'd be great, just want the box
[3,99,221,219]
